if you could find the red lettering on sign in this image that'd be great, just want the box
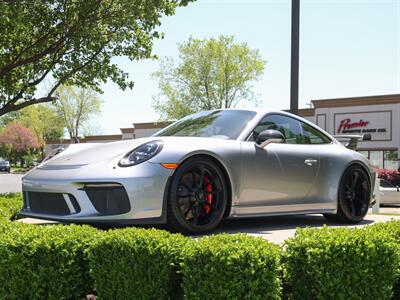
[337,119,369,133]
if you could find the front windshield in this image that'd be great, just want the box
[155,110,256,140]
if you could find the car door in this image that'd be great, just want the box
[236,114,323,215]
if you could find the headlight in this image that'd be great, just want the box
[119,141,163,167]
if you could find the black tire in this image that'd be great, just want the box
[167,157,228,234]
[324,165,371,223]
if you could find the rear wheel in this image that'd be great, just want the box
[167,157,227,234]
[324,165,371,223]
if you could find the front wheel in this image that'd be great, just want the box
[324,165,371,223]
[167,157,228,234]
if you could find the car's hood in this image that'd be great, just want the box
[39,136,237,167]
[39,137,156,167]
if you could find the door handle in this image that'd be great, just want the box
[304,159,318,166]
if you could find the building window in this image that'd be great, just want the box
[384,150,399,170]
[369,151,384,169]
[357,150,399,171]
[359,151,369,159]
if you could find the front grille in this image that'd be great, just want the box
[82,183,131,215]
[24,192,79,215]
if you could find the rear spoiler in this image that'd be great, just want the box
[333,134,371,150]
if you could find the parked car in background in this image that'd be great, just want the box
[379,179,400,206]
[0,160,10,173]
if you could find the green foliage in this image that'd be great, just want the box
[0,104,63,161]
[284,226,398,300]
[88,227,190,300]
[0,121,40,166]
[367,220,400,299]
[0,223,99,300]
[55,85,102,141]
[0,193,23,220]
[181,234,282,300]
[0,194,399,300]
[0,0,193,116]
[153,35,266,120]
[18,104,64,143]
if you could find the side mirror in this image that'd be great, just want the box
[255,129,285,148]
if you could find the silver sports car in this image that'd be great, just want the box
[19,109,375,233]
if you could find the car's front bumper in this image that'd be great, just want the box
[19,161,173,224]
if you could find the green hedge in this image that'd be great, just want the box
[181,234,282,300]
[0,193,22,220]
[0,193,399,299]
[0,223,99,300]
[284,226,399,300]
[367,220,400,299]
[88,227,189,300]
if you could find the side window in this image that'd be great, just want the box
[251,114,331,145]
[252,114,305,144]
[301,123,331,144]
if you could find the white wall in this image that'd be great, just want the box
[134,128,162,139]
[313,103,400,151]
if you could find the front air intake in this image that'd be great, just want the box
[80,183,131,215]
[24,192,80,215]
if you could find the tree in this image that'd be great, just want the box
[17,105,64,142]
[0,122,40,167]
[0,104,63,160]
[0,0,192,117]
[0,111,20,129]
[18,105,64,158]
[55,85,102,142]
[153,35,266,120]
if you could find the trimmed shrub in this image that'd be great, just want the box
[181,234,282,300]
[88,227,190,300]
[284,226,398,300]
[0,193,23,220]
[0,224,99,300]
[367,220,400,299]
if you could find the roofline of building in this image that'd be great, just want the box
[311,94,400,108]
[83,134,122,141]
[133,121,171,129]
[46,139,75,144]
[120,128,135,134]
[297,108,315,117]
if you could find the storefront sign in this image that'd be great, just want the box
[334,111,392,141]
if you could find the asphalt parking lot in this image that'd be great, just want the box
[4,174,399,243]
[0,173,23,193]
[215,213,400,243]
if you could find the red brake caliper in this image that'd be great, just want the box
[203,176,213,215]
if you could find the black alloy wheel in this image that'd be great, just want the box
[324,165,371,223]
[167,157,227,234]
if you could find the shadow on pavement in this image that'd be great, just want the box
[213,214,375,236]
[17,214,384,243]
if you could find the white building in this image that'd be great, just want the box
[298,94,399,170]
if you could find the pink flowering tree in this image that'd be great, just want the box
[0,121,40,167]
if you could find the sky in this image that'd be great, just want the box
[97,0,400,134]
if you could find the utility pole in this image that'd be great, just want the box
[290,0,300,115]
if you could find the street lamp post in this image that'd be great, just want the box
[290,0,300,115]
